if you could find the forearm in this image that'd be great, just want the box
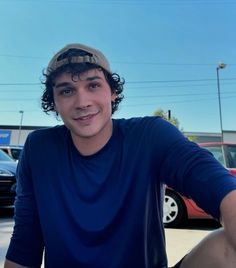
[220,189,236,252]
[4,259,37,268]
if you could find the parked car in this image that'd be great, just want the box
[0,149,17,206]
[0,145,23,161]
[163,142,236,227]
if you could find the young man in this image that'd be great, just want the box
[4,43,236,268]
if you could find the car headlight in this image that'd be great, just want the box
[0,168,14,177]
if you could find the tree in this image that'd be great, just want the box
[153,108,197,142]
[153,109,180,129]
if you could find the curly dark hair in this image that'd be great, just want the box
[41,62,124,115]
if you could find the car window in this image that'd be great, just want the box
[227,145,236,168]
[1,148,8,155]
[0,149,14,162]
[204,146,225,166]
[11,148,22,160]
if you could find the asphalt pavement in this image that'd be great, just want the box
[0,208,220,268]
[0,217,13,268]
[165,220,219,267]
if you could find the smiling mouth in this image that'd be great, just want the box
[78,114,94,120]
[74,111,99,121]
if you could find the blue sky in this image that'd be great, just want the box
[0,0,235,132]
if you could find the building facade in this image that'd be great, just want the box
[0,125,45,146]
[0,125,236,146]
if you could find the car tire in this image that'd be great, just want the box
[163,190,186,227]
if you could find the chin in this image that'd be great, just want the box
[72,127,100,139]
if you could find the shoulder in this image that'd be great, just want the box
[113,116,163,130]
[21,125,70,163]
[113,116,182,139]
[28,125,68,141]
[25,125,69,150]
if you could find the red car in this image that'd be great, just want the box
[163,142,236,227]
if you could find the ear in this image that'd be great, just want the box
[53,101,57,112]
[111,92,117,101]
[54,104,59,117]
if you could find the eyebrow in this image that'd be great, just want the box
[54,82,71,89]
[54,75,103,89]
[85,75,102,81]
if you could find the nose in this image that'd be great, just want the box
[74,89,92,109]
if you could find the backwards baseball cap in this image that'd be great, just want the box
[47,43,111,75]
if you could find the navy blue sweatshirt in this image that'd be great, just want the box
[6,117,236,267]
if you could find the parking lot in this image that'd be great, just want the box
[165,219,220,266]
[0,208,14,268]
[0,208,220,268]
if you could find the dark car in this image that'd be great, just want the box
[163,142,236,227]
[0,149,17,206]
[0,145,23,161]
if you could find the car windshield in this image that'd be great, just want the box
[204,146,225,166]
[0,149,15,162]
[227,145,236,168]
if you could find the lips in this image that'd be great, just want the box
[74,111,99,121]
[78,114,94,120]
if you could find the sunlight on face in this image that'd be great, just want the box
[53,69,116,150]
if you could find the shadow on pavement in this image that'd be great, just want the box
[0,206,14,219]
[165,218,221,231]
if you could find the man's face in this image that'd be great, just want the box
[53,68,116,144]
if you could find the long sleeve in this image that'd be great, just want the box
[6,135,44,267]
[160,136,236,219]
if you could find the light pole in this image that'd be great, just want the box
[17,110,24,145]
[216,63,226,142]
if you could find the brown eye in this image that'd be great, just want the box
[89,82,100,90]
[59,88,74,96]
